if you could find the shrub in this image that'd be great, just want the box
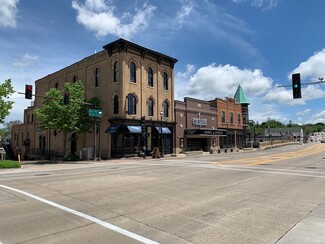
[0,160,21,168]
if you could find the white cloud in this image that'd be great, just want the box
[305,110,325,124]
[180,63,272,100]
[72,0,156,39]
[290,49,325,81]
[296,109,310,116]
[176,2,193,28]
[0,0,19,28]
[13,53,38,67]
[232,0,278,10]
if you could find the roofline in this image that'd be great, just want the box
[103,38,178,68]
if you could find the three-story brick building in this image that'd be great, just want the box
[11,39,178,159]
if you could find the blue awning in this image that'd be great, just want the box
[155,126,171,134]
[105,124,120,133]
[127,125,142,134]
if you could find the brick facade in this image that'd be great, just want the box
[11,39,177,159]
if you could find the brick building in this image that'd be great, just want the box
[213,85,250,149]
[11,39,177,159]
[174,97,226,154]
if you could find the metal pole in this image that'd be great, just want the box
[161,114,163,157]
[98,120,101,161]
[226,121,229,149]
[94,120,97,161]
[235,130,237,150]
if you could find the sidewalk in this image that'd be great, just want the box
[277,201,325,243]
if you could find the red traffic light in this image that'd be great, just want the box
[64,92,70,105]
[25,84,33,99]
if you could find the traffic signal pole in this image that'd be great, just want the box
[277,76,325,99]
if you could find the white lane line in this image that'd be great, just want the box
[213,165,325,178]
[0,184,159,244]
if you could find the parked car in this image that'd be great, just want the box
[321,140,325,143]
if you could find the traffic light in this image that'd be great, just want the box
[292,73,301,99]
[64,92,70,105]
[25,84,33,99]
[141,116,145,133]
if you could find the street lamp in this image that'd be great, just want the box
[160,111,164,157]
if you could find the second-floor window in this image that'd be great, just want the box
[237,114,241,124]
[130,62,136,83]
[127,93,137,115]
[163,100,169,117]
[95,67,100,87]
[148,98,154,116]
[148,67,153,87]
[114,61,119,82]
[114,95,119,114]
[163,72,168,90]
[230,112,234,124]
[221,111,226,123]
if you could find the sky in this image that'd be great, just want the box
[1,0,325,126]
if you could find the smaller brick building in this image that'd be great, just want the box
[174,97,226,154]
[213,97,245,148]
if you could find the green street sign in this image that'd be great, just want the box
[88,109,102,118]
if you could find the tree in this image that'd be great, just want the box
[35,82,85,157]
[0,120,22,138]
[0,79,15,124]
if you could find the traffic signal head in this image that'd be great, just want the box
[141,116,145,133]
[64,92,70,105]
[292,73,301,99]
[25,84,33,99]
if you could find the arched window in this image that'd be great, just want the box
[113,95,119,114]
[148,67,153,87]
[148,98,154,116]
[114,61,119,82]
[73,75,77,83]
[127,93,137,115]
[95,67,100,87]
[130,62,136,83]
[55,82,59,89]
[163,100,169,117]
[163,72,168,90]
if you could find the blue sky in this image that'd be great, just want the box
[1,0,325,126]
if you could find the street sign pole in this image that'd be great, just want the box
[88,109,102,161]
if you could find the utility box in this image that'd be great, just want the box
[80,147,93,160]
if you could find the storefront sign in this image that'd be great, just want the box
[185,129,226,136]
[192,118,208,127]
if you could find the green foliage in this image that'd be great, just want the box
[0,160,21,168]
[35,82,85,133]
[35,82,86,157]
[0,120,22,138]
[260,119,285,128]
[78,96,101,134]
[249,119,325,136]
[64,153,78,161]
[0,79,15,124]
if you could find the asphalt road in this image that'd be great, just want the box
[1,143,325,243]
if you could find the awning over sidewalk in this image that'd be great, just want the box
[126,125,142,133]
[155,126,172,134]
[105,124,121,133]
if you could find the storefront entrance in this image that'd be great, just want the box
[187,138,207,151]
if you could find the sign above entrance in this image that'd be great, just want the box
[192,118,207,127]
[185,129,226,136]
